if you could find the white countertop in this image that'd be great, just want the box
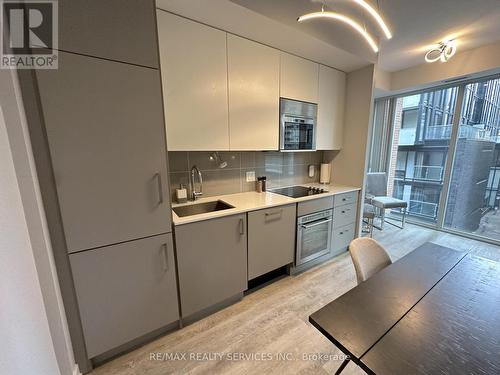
[172,183,360,225]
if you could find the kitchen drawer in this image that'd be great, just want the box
[334,191,358,207]
[248,204,296,279]
[297,196,334,217]
[331,223,355,255]
[333,203,357,228]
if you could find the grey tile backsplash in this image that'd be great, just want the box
[168,151,323,201]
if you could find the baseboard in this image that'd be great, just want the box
[290,249,347,275]
[73,364,81,375]
[91,321,180,367]
[180,292,244,326]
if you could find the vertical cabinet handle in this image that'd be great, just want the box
[239,218,245,235]
[154,172,164,205]
[161,243,168,272]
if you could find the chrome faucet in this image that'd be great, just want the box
[189,165,203,200]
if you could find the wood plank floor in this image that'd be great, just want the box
[90,223,500,375]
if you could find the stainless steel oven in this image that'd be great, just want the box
[296,209,333,266]
[280,98,317,151]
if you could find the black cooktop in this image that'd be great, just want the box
[271,185,327,198]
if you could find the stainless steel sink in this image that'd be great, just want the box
[173,200,234,217]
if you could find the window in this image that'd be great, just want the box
[370,75,500,244]
[433,110,443,126]
[444,77,500,241]
[384,86,459,224]
[402,109,418,129]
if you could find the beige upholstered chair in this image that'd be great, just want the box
[348,237,392,284]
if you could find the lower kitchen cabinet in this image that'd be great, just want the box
[332,191,358,255]
[69,233,179,358]
[332,223,356,255]
[175,214,247,317]
[248,204,296,279]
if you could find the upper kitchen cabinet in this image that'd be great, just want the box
[227,35,280,150]
[157,11,229,151]
[58,0,158,68]
[36,52,171,253]
[317,65,346,150]
[280,53,319,104]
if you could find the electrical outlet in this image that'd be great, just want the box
[246,171,256,182]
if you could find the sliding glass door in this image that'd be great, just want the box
[386,86,459,225]
[371,75,500,244]
[443,77,500,241]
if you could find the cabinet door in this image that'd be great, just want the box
[157,11,229,151]
[280,53,319,103]
[248,205,296,280]
[317,65,346,150]
[228,35,280,150]
[36,52,171,253]
[57,0,158,67]
[69,234,179,358]
[332,224,355,255]
[175,215,247,317]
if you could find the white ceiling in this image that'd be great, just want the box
[230,0,500,72]
[156,0,371,72]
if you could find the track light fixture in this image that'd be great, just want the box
[297,10,379,53]
[350,0,392,39]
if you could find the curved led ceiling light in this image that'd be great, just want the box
[425,40,457,63]
[351,0,392,39]
[298,11,379,53]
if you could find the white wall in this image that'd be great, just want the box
[324,65,375,235]
[391,40,500,92]
[375,40,500,97]
[329,65,376,188]
[0,104,60,375]
[155,0,368,72]
[0,69,77,375]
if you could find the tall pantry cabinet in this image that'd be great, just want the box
[19,0,179,372]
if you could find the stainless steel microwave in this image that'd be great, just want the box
[280,98,317,151]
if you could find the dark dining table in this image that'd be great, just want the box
[309,242,500,375]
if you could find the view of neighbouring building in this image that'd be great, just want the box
[387,78,500,239]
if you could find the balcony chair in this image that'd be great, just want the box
[365,172,407,230]
[362,203,375,237]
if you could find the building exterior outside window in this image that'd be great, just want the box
[387,79,500,236]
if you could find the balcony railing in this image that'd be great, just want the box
[425,124,495,141]
[425,125,452,140]
[399,128,417,145]
[408,199,438,219]
[459,125,491,140]
[413,165,444,181]
[394,166,444,182]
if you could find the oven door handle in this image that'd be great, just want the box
[301,218,332,229]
